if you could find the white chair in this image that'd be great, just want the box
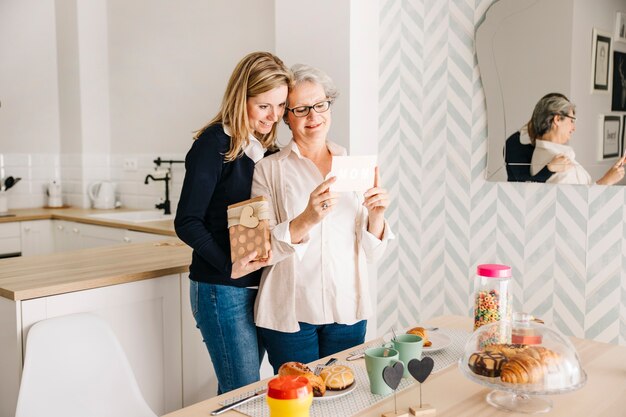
[15,313,157,417]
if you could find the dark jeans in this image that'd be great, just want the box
[258,320,367,374]
[189,280,264,394]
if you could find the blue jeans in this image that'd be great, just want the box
[189,280,264,394]
[258,321,367,374]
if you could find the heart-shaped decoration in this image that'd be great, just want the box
[239,206,259,228]
[408,357,434,383]
[382,361,404,390]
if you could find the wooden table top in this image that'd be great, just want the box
[163,315,626,417]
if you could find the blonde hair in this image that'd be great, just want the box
[195,52,292,161]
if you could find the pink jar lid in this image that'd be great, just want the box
[476,264,512,278]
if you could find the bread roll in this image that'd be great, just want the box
[278,362,326,397]
[406,327,432,347]
[319,365,355,390]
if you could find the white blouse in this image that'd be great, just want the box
[531,140,592,185]
[251,139,393,332]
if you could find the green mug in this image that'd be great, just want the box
[364,347,402,395]
[386,334,423,377]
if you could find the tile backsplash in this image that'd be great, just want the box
[0,153,185,212]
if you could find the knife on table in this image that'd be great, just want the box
[210,389,267,415]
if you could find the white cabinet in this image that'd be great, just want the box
[77,222,125,248]
[53,220,82,252]
[12,274,183,415]
[0,222,21,258]
[51,221,164,251]
[20,220,54,256]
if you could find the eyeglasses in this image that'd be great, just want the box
[561,114,576,122]
[286,100,332,117]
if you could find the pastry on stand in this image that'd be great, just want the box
[459,312,587,414]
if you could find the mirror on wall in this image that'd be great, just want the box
[477,0,626,185]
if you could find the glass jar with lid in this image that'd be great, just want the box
[473,264,513,337]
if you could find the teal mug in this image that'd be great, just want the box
[364,347,402,395]
[385,334,423,377]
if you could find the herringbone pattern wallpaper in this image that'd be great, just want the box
[377,0,626,347]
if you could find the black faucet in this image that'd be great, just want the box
[144,171,171,214]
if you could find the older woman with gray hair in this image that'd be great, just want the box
[251,64,393,372]
[530,93,625,185]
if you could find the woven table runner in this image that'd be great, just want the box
[221,328,470,417]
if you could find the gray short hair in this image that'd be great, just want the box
[528,93,575,143]
[288,64,339,107]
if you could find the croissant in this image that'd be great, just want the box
[407,327,432,347]
[500,353,543,384]
[526,346,562,373]
[278,361,326,397]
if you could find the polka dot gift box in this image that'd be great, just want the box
[227,196,271,263]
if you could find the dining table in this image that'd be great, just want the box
[162,315,626,417]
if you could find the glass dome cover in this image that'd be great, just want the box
[459,312,587,395]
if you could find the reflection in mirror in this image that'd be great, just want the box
[477,0,626,184]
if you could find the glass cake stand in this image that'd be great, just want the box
[458,313,587,414]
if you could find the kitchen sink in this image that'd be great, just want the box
[88,210,174,223]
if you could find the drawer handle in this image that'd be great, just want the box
[72,228,79,233]
[123,237,131,243]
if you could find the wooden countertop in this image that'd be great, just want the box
[0,207,190,301]
[163,315,626,417]
[0,239,191,300]
[0,207,176,235]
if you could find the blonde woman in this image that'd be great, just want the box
[175,52,292,393]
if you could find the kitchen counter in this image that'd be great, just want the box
[0,207,176,235]
[0,238,191,300]
[0,207,189,300]
[163,315,626,417]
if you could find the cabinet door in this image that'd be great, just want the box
[0,222,21,257]
[20,275,182,415]
[53,220,79,252]
[20,220,54,256]
[122,230,166,244]
[78,223,124,248]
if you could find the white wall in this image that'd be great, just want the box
[107,0,276,155]
[0,0,275,208]
[0,0,61,154]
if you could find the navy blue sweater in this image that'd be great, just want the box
[175,124,262,287]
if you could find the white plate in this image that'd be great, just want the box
[422,332,451,353]
[314,381,357,401]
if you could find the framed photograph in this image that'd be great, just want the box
[612,51,626,111]
[591,28,612,93]
[598,115,621,160]
[623,115,626,156]
[616,12,626,43]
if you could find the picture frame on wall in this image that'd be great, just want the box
[612,51,626,111]
[622,115,626,156]
[616,12,626,43]
[591,28,612,93]
[598,115,621,160]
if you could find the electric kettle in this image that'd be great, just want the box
[47,180,63,207]
[88,181,117,209]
